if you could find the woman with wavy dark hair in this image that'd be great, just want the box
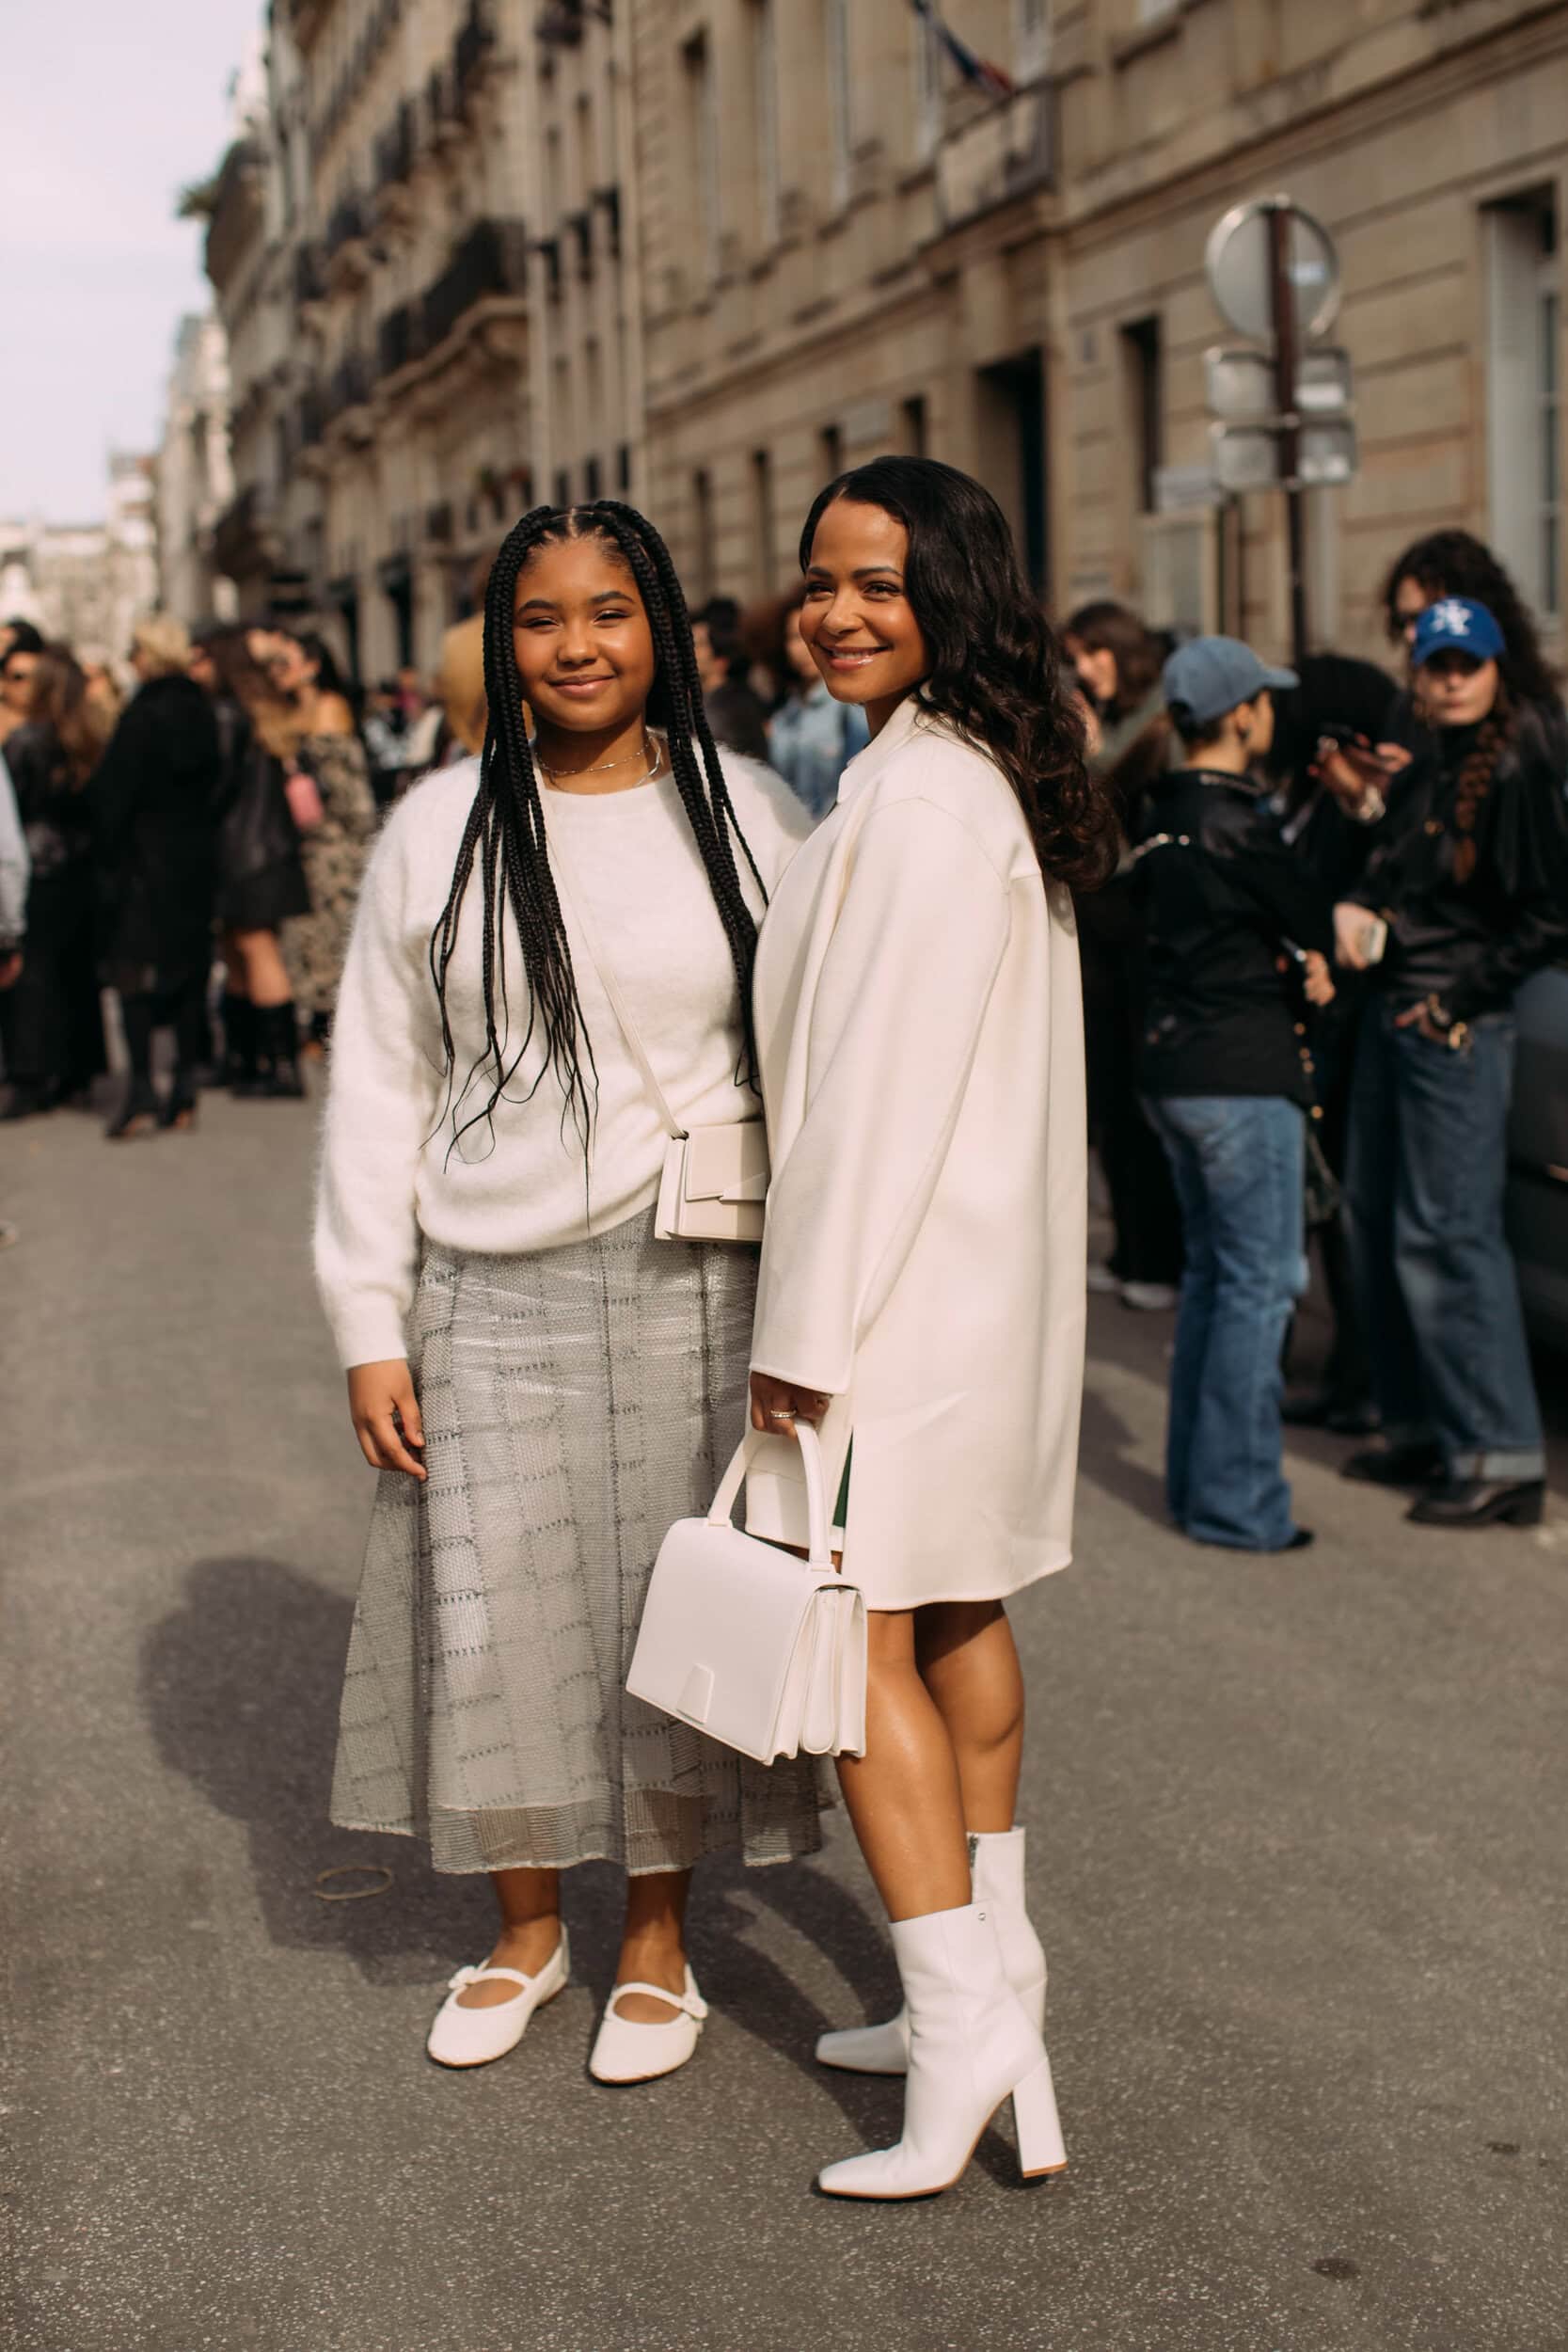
[315,501,821,2087]
[0,645,109,1118]
[1382,530,1560,707]
[744,455,1115,2199]
[1334,596,1568,1530]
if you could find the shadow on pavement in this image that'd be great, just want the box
[145,1555,998,2146]
[142,1554,493,1987]
[1076,1376,1170,1528]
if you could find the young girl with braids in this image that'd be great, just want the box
[1335,596,1568,1531]
[315,501,820,2080]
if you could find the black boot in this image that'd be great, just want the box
[252,1002,306,1099]
[222,993,257,1094]
[105,1076,160,1140]
[1341,1442,1444,1489]
[1407,1478,1545,1530]
[158,1067,199,1131]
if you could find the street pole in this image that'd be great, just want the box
[1267,198,1309,664]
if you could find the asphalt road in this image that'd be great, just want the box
[3,1080,1565,2352]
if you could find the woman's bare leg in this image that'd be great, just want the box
[454,1866,562,2009]
[613,1867,694,2021]
[836,1611,972,1922]
[914,1600,1024,1836]
[230,926,292,1009]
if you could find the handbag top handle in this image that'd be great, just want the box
[542,797,686,1143]
[709,1421,832,1569]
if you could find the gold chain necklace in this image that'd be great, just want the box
[538,725,659,785]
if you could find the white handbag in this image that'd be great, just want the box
[626,1422,867,1764]
[546,799,768,1245]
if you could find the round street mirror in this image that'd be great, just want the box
[1205,198,1341,342]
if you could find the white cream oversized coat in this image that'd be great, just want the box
[744,694,1088,1610]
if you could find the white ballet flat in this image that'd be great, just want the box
[425,1929,570,2069]
[588,1967,708,2085]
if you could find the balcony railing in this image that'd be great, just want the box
[454,4,497,100]
[326,352,372,418]
[293,241,326,309]
[374,101,417,191]
[422,217,530,350]
[377,302,421,379]
[325,193,368,255]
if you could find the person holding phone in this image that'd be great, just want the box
[1335,597,1568,1528]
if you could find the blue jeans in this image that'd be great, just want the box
[1344,1000,1544,1481]
[1143,1094,1307,1550]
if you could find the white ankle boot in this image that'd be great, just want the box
[816,1827,1047,2074]
[816,1900,1066,2199]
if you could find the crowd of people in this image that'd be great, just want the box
[1063,526,1568,1546]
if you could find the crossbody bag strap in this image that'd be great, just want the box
[544,798,685,1142]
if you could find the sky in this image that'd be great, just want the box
[0,0,261,523]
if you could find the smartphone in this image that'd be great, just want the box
[1359,914,1388,965]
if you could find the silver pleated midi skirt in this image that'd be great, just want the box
[329,1207,826,1876]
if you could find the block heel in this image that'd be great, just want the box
[1012,2053,1068,2179]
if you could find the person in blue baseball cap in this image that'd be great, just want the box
[1131,634,1334,1553]
[1334,595,1568,1529]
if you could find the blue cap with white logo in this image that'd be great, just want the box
[1162,636,1299,730]
[1411,596,1505,668]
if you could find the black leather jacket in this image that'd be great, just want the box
[1132,768,1334,1104]
[1350,704,1568,1022]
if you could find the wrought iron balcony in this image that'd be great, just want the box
[422,217,530,350]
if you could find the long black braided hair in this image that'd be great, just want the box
[431,501,766,1159]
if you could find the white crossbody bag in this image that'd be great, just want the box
[546,803,768,1245]
[626,1422,867,1764]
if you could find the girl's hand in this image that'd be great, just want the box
[750,1372,830,1437]
[1302,949,1336,1009]
[348,1359,427,1479]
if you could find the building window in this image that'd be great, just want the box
[900,395,928,458]
[751,449,775,594]
[1013,0,1052,78]
[1486,190,1561,620]
[684,36,720,281]
[617,442,632,493]
[1119,315,1163,516]
[554,468,572,508]
[818,422,845,484]
[827,0,851,211]
[913,5,941,162]
[585,454,603,501]
[752,0,780,248]
[692,468,717,599]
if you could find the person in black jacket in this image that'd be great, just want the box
[192,626,310,1098]
[1335,596,1568,1530]
[89,615,223,1136]
[1132,637,1334,1553]
[0,645,109,1118]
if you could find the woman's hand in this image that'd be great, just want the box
[0,951,21,992]
[1311,737,1388,818]
[1333,901,1379,971]
[347,1359,427,1478]
[1302,949,1336,1009]
[1394,998,1457,1047]
[750,1372,831,1437]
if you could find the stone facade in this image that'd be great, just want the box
[156,314,239,628]
[201,0,1568,673]
[632,0,1568,661]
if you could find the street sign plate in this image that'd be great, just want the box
[1205,199,1341,342]
[1297,419,1358,484]
[1295,347,1353,414]
[1207,348,1275,421]
[1211,423,1283,493]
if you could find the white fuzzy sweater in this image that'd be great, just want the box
[314,752,814,1368]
